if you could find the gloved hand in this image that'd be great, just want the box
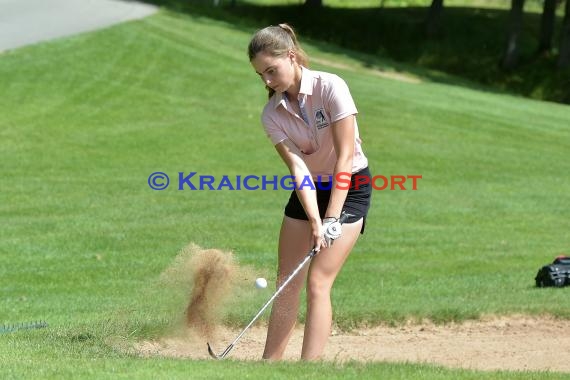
[322,216,342,247]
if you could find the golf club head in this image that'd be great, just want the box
[207,342,234,360]
[207,343,220,359]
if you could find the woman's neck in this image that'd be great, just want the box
[286,65,303,100]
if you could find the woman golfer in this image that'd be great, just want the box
[248,24,372,360]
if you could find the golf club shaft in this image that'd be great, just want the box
[210,212,352,359]
[219,249,316,358]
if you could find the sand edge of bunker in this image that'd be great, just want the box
[130,314,570,373]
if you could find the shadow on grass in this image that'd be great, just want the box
[141,1,569,104]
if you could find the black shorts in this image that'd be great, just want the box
[284,167,372,234]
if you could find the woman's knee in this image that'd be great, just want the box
[306,271,333,301]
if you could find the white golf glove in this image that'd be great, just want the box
[322,217,342,247]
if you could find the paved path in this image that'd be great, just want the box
[0,0,158,52]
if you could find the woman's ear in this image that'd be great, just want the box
[288,49,297,63]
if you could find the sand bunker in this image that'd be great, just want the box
[137,315,570,372]
[144,244,570,372]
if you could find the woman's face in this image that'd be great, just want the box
[251,51,296,94]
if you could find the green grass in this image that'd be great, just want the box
[1,8,570,379]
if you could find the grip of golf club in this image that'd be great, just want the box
[338,211,352,224]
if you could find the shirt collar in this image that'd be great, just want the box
[298,66,313,96]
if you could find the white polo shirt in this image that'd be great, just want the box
[261,67,368,178]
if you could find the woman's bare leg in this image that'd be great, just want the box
[262,216,312,360]
[301,219,363,360]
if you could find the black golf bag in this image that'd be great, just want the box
[535,256,570,288]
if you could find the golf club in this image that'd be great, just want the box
[207,212,351,360]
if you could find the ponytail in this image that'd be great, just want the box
[277,24,309,68]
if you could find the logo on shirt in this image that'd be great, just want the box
[314,108,329,130]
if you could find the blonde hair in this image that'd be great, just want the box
[248,24,309,98]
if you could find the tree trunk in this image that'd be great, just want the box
[501,0,525,70]
[425,0,444,38]
[537,0,556,54]
[559,0,570,68]
[305,0,323,7]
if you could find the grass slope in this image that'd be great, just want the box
[155,0,570,104]
[0,9,569,379]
